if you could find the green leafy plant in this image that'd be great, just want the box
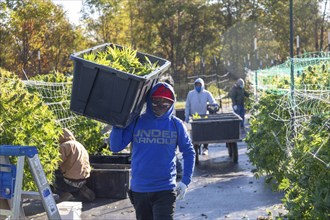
[246,61,330,219]
[283,113,330,219]
[83,44,159,76]
[0,68,62,191]
[296,62,330,89]
[245,92,289,186]
[73,116,110,155]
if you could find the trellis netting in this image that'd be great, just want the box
[246,51,330,168]
[0,69,112,156]
[23,79,111,139]
[23,80,78,131]
[247,51,330,92]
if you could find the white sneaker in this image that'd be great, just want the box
[202,148,208,156]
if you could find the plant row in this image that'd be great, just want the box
[245,62,330,219]
[0,69,109,191]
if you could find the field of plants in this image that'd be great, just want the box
[0,69,109,191]
[245,56,330,219]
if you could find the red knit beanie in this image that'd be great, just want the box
[151,85,174,102]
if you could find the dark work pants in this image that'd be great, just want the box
[131,190,176,220]
[194,144,208,154]
[233,105,245,127]
[54,170,80,194]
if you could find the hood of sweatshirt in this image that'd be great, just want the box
[146,82,176,119]
[59,128,76,144]
[194,78,205,92]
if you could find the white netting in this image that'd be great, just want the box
[24,80,79,131]
[247,51,330,90]
[247,52,330,168]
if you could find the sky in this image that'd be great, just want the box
[52,0,84,25]
[52,0,328,26]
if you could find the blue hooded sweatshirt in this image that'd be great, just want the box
[110,82,195,192]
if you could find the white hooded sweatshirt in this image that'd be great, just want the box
[185,78,217,120]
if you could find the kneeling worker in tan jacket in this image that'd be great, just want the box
[54,128,95,202]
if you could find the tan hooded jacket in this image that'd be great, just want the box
[59,128,91,180]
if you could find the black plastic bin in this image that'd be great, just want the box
[175,108,185,121]
[89,154,131,164]
[87,155,131,199]
[190,113,242,143]
[70,43,171,128]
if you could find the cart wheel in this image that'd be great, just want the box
[226,143,232,157]
[232,142,238,163]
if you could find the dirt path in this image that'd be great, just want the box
[173,142,286,220]
[79,142,287,220]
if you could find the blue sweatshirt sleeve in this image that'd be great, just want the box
[109,121,135,152]
[176,119,195,186]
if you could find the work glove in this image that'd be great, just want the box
[176,182,187,200]
[233,105,238,111]
[210,103,220,112]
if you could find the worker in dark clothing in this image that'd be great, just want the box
[230,78,249,128]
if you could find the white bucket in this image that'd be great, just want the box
[57,201,82,220]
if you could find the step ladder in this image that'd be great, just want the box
[0,145,61,219]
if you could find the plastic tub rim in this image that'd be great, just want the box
[70,43,171,81]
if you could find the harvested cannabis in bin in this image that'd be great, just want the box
[83,45,159,76]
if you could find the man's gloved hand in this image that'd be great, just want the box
[176,182,187,200]
[233,105,238,111]
[213,103,220,112]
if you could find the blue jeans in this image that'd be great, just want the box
[233,105,245,127]
[130,190,176,220]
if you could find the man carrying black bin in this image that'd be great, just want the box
[164,77,183,179]
[110,82,195,220]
